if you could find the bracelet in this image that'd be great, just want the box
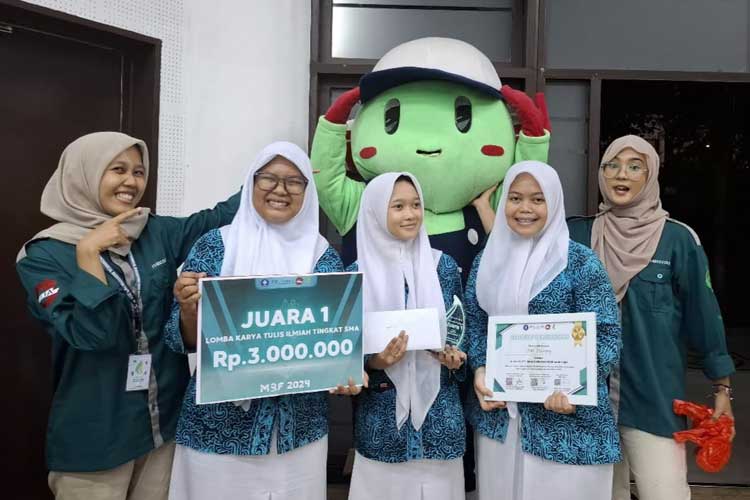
[711,384,734,399]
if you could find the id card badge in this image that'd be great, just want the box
[126,354,152,391]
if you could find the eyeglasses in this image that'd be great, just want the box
[253,172,308,195]
[600,161,649,181]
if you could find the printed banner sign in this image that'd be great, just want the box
[196,272,363,404]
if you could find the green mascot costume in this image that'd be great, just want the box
[311,37,551,279]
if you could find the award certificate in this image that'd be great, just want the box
[485,312,597,406]
[196,272,363,404]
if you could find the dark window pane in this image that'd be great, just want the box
[546,0,749,72]
[601,80,750,331]
[332,1,513,61]
[546,81,589,217]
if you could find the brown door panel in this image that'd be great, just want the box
[1,2,160,497]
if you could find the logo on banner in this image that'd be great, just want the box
[36,279,60,308]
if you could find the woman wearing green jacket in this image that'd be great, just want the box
[567,135,735,500]
[16,132,239,500]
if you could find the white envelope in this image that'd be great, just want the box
[363,308,442,354]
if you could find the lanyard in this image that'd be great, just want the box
[99,253,147,353]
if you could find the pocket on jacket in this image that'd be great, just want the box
[633,266,674,313]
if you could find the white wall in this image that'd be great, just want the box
[182,0,311,214]
[22,0,311,216]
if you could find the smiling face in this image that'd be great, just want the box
[601,147,649,207]
[504,173,548,238]
[252,156,306,224]
[99,146,147,216]
[351,80,516,214]
[386,178,423,241]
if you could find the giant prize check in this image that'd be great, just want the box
[485,312,597,406]
[196,272,363,404]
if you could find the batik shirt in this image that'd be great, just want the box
[466,241,622,465]
[349,253,468,463]
[164,229,343,455]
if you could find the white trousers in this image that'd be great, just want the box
[612,426,691,500]
[476,419,613,500]
[348,451,465,500]
[168,436,327,500]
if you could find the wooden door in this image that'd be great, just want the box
[0,2,160,497]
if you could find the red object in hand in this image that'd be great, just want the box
[500,86,551,137]
[325,87,361,124]
[673,399,734,473]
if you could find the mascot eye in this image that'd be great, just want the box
[384,98,400,135]
[455,96,472,133]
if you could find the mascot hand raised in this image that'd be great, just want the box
[325,87,361,125]
[501,86,551,138]
[311,37,551,278]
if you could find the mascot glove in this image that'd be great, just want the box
[501,86,551,137]
[673,399,734,473]
[325,87,361,124]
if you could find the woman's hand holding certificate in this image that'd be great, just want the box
[544,391,576,414]
[473,367,507,411]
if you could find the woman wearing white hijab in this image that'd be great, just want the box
[347,172,468,500]
[568,136,735,500]
[465,161,621,500]
[16,131,240,500]
[164,141,352,500]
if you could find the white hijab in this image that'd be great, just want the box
[356,172,446,431]
[476,161,569,316]
[476,161,568,419]
[222,142,329,412]
[219,141,329,277]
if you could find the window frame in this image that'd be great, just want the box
[310,0,540,143]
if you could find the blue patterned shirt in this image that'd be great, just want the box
[465,241,622,465]
[348,253,467,463]
[164,229,343,455]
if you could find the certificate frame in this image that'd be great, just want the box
[485,312,597,406]
[196,272,363,404]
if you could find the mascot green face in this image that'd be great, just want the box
[311,36,550,272]
[351,80,515,214]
